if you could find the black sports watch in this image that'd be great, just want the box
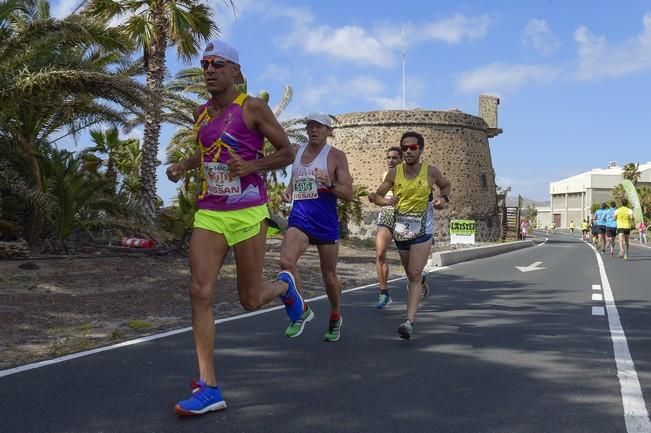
[440,194,450,203]
[327,182,336,190]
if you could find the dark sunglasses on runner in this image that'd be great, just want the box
[200,59,229,70]
[400,144,419,151]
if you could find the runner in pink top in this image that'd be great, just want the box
[195,91,267,211]
[166,40,301,417]
[638,220,648,245]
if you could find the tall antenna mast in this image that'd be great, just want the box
[401,24,406,110]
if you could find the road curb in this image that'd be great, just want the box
[430,240,535,267]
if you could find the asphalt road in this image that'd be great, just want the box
[1,233,650,433]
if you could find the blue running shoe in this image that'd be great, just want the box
[278,270,304,322]
[175,380,226,416]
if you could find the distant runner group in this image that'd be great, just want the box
[165,40,452,416]
[590,200,636,259]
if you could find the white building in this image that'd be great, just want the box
[548,161,651,228]
[536,205,551,229]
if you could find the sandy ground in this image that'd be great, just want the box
[0,238,413,370]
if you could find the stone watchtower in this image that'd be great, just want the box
[330,95,502,242]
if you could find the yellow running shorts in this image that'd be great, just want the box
[193,204,269,246]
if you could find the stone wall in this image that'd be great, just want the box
[330,108,500,242]
[479,94,500,131]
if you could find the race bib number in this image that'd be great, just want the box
[394,212,426,241]
[204,162,241,196]
[292,175,318,200]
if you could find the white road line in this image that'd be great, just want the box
[590,244,651,432]
[593,284,602,291]
[0,269,449,379]
[592,293,604,301]
[592,306,605,316]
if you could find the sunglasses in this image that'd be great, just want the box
[400,144,419,151]
[200,59,230,70]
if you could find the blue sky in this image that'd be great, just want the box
[51,0,651,204]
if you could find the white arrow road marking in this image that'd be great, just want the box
[515,261,546,272]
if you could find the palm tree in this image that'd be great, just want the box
[0,156,54,239]
[42,148,154,252]
[83,0,234,222]
[113,137,144,200]
[622,162,641,185]
[524,204,537,225]
[1,0,148,242]
[82,127,125,192]
[338,184,368,238]
[638,185,651,219]
[611,184,626,204]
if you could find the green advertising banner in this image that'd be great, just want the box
[450,220,476,244]
[450,220,476,235]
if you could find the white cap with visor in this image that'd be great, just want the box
[202,40,239,64]
[305,112,332,128]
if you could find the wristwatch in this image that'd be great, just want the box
[327,182,336,190]
[440,194,450,203]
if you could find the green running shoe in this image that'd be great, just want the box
[322,317,343,342]
[285,306,314,338]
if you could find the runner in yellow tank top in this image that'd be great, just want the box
[581,219,589,241]
[614,198,634,259]
[372,131,451,340]
[393,163,431,213]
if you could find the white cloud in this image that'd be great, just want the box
[404,76,427,98]
[375,24,404,49]
[207,0,264,38]
[522,19,561,56]
[51,0,79,18]
[574,13,651,80]
[257,63,292,83]
[302,75,387,108]
[495,176,514,189]
[303,84,331,108]
[279,11,490,67]
[123,128,144,141]
[495,175,550,201]
[376,14,492,49]
[456,13,651,94]
[456,62,561,94]
[282,23,393,67]
[272,6,314,27]
[273,7,391,66]
[347,76,386,95]
[368,96,418,110]
[296,74,426,112]
[418,13,492,44]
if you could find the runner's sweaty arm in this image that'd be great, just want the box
[318,149,354,202]
[165,106,206,182]
[372,167,397,207]
[428,165,451,210]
